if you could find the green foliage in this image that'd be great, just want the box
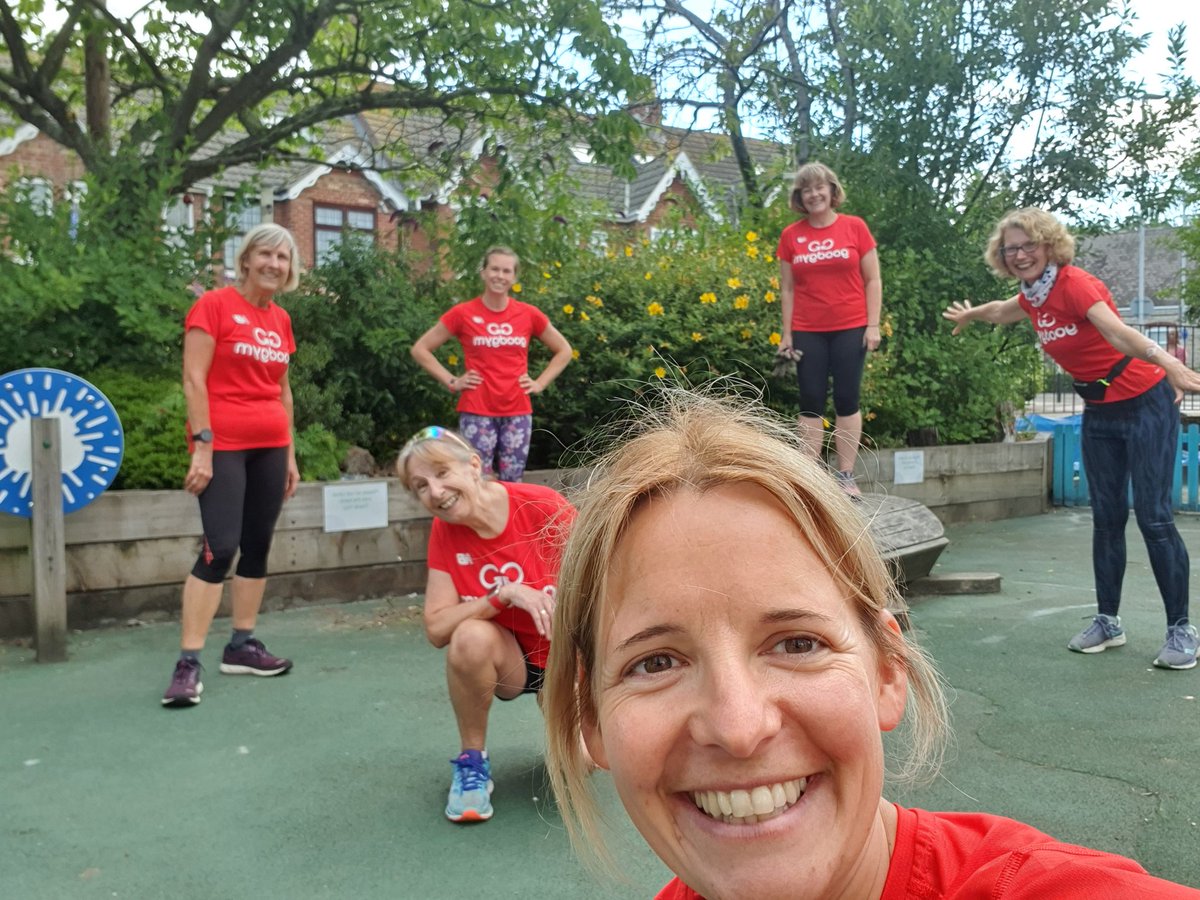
[293,424,345,483]
[88,367,189,491]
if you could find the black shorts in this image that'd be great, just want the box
[498,657,545,700]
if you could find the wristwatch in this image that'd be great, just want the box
[191,428,213,443]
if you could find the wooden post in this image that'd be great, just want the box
[31,417,68,662]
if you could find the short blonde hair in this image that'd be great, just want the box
[236,223,302,293]
[395,426,478,491]
[984,207,1076,278]
[789,161,847,213]
[543,388,950,869]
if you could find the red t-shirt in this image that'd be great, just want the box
[1017,266,1163,403]
[777,214,877,332]
[655,805,1198,899]
[184,286,295,450]
[425,481,573,669]
[440,297,551,417]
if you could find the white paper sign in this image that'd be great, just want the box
[893,450,926,485]
[323,481,389,533]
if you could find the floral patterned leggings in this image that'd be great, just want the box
[458,413,534,482]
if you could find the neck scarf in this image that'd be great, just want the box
[1020,263,1059,308]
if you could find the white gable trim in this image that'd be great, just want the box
[631,151,722,224]
[0,123,39,157]
[277,145,407,210]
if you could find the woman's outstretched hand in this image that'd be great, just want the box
[943,300,975,335]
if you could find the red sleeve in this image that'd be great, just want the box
[531,304,550,337]
[184,291,224,339]
[1059,269,1111,320]
[654,879,700,899]
[776,222,793,260]
[278,307,296,354]
[854,216,877,254]
[439,303,464,337]
[425,519,452,574]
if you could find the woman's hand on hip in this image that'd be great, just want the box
[448,369,483,393]
[518,373,543,395]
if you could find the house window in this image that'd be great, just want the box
[314,204,375,264]
[16,177,53,215]
[162,194,195,248]
[223,200,264,276]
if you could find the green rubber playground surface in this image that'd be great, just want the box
[3,508,1199,897]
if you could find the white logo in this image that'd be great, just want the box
[486,322,514,337]
[456,553,472,565]
[808,238,835,253]
[479,561,525,591]
[1034,311,1078,344]
[232,314,250,325]
[253,328,282,348]
[472,315,485,324]
[1035,312,1057,329]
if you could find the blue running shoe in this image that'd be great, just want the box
[445,749,494,822]
[1153,624,1199,670]
[1067,614,1125,654]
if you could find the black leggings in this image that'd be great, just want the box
[793,327,867,418]
[192,447,289,584]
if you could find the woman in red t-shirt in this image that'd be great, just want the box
[410,245,573,482]
[397,425,574,824]
[777,162,883,499]
[541,392,1199,899]
[945,207,1200,669]
[161,224,302,709]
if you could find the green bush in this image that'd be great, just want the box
[89,368,190,491]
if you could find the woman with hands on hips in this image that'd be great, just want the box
[162,224,301,709]
[411,245,572,482]
[777,162,882,499]
[397,425,574,823]
[944,207,1200,670]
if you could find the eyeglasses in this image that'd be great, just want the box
[1000,241,1040,257]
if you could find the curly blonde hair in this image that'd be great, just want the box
[543,387,950,872]
[984,207,1076,278]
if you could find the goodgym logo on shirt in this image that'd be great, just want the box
[1034,310,1077,345]
[472,321,528,349]
[479,561,525,591]
[233,327,290,364]
[791,236,850,265]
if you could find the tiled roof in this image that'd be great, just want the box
[1075,226,1190,316]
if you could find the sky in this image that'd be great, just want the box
[1125,1,1200,91]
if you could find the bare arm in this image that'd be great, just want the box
[861,248,882,350]
[411,322,481,393]
[520,323,572,395]
[942,295,1026,334]
[279,371,300,499]
[422,568,502,648]
[779,259,794,351]
[1087,302,1200,398]
[182,328,215,496]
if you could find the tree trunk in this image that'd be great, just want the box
[83,3,111,146]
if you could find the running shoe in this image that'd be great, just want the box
[1067,614,1125,654]
[445,749,494,822]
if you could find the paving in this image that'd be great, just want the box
[2,507,1199,898]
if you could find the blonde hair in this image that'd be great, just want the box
[544,388,950,870]
[984,207,1076,278]
[480,245,520,274]
[789,161,847,213]
[395,426,478,491]
[236,223,302,293]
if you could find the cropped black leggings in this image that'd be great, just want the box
[191,447,289,584]
[793,327,867,418]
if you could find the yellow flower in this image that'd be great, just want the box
[733,295,749,310]
[654,366,667,379]
[699,292,717,305]
[727,277,742,289]
[746,245,759,259]
[586,295,604,307]
[593,281,602,291]
[597,333,607,343]
[605,251,616,260]
[765,254,774,264]
[822,418,832,429]
[572,349,580,360]
[882,319,894,337]
[562,304,575,315]
[769,332,781,346]
[512,283,522,293]
[579,311,590,321]
[553,260,562,268]
[866,411,877,421]
[644,272,653,280]
[542,271,551,279]
[447,354,459,366]
[769,276,779,289]
[624,245,634,257]
[764,291,777,303]
[691,332,704,342]
[537,286,547,294]
[647,302,664,316]
[739,328,753,340]
[745,230,759,242]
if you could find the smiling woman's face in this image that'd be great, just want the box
[1000,226,1049,283]
[583,483,908,900]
